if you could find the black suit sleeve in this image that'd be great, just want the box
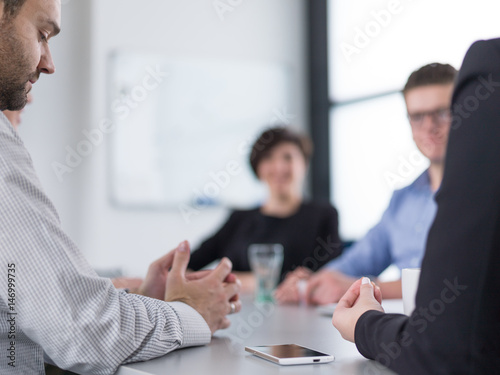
[354,39,500,374]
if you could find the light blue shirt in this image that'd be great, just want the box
[326,171,436,277]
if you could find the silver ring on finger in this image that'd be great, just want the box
[229,302,236,314]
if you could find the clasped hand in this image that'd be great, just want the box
[275,268,357,305]
[138,241,242,334]
[332,277,384,342]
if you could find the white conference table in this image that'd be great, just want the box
[115,296,401,375]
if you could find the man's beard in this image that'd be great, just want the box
[0,20,35,111]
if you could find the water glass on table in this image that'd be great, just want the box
[248,244,284,303]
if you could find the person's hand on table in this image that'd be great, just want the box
[274,267,312,304]
[306,269,357,305]
[332,277,384,342]
[165,241,242,334]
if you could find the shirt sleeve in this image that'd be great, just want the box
[323,202,393,277]
[0,124,211,375]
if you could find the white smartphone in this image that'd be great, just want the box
[245,344,334,365]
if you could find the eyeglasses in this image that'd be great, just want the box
[407,107,451,127]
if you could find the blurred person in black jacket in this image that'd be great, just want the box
[189,127,342,291]
[333,38,500,374]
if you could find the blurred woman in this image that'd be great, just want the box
[188,126,342,291]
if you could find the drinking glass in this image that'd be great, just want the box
[248,244,284,303]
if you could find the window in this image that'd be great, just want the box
[328,0,500,239]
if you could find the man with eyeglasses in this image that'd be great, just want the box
[275,63,457,305]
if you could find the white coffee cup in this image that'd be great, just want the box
[402,268,421,316]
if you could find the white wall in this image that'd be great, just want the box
[19,0,91,242]
[21,0,308,277]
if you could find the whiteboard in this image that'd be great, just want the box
[107,52,292,212]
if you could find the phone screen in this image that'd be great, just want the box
[247,344,330,358]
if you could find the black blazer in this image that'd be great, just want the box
[354,39,500,374]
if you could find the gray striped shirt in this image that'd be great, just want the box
[0,112,210,374]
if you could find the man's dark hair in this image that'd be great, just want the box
[403,63,457,95]
[249,126,313,178]
[1,0,28,19]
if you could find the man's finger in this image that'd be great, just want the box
[229,293,240,303]
[228,300,242,315]
[337,278,363,309]
[149,249,176,273]
[186,270,211,281]
[169,241,191,279]
[224,278,241,299]
[224,273,237,284]
[211,257,233,282]
[185,270,237,282]
[373,282,383,304]
[294,267,311,279]
[157,249,176,269]
[275,277,295,297]
[274,287,290,302]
